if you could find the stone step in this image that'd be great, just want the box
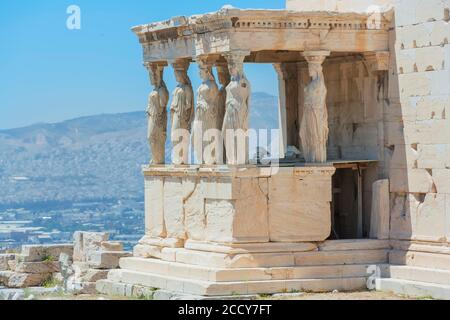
[376,278,450,300]
[317,240,390,251]
[294,249,389,266]
[119,257,376,282]
[184,240,318,254]
[106,269,368,296]
[381,265,450,286]
[171,248,389,268]
[389,250,450,270]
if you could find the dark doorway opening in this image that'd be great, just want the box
[330,161,379,240]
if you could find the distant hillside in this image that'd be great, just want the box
[0,92,278,208]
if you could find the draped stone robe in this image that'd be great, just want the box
[222,76,251,164]
[300,75,329,163]
[192,79,221,164]
[170,83,194,164]
[147,84,169,164]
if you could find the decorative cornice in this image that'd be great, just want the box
[132,8,391,44]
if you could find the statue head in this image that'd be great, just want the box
[308,62,323,80]
[303,51,329,81]
[224,51,248,81]
[174,69,186,83]
[172,60,190,85]
[198,60,215,83]
[217,65,231,87]
[146,63,164,88]
[227,60,243,80]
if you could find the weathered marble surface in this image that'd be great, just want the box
[370,180,390,240]
[142,165,335,247]
[388,0,450,246]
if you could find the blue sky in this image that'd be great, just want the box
[0,0,285,130]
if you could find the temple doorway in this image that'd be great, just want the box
[330,161,379,240]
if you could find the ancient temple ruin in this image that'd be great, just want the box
[97,0,450,299]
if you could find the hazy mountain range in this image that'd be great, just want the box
[0,92,278,209]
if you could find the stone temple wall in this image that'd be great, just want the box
[288,0,450,246]
[387,0,450,245]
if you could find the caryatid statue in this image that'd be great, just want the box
[170,59,194,165]
[300,51,330,163]
[145,62,169,165]
[216,62,231,130]
[222,51,251,165]
[192,57,221,165]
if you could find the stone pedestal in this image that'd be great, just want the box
[142,165,336,246]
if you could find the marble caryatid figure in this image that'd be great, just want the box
[170,60,194,165]
[192,58,221,165]
[300,51,330,163]
[145,62,169,165]
[222,51,251,165]
[216,63,231,129]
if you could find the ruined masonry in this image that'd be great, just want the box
[0,245,73,288]
[0,232,130,296]
[69,232,131,294]
[96,0,450,299]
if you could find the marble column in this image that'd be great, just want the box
[145,62,169,165]
[169,59,194,165]
[273,63,287,159]
[216,62,230,163]
[300,51,330,163]
[192,56,222,165]
[222,50,251,165]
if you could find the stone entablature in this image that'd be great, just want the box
[132,8,391,62]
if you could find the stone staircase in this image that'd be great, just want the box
[97,240,390,297]
[377,250,450,300]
